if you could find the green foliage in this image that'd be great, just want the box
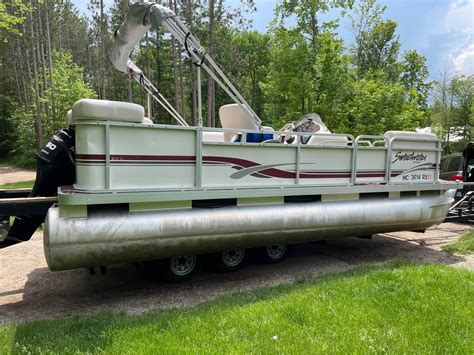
[0,95,16,157]
[442,231,474,255]
[44,50,97,133]
[0,2,28,41]
[261,27,311,127]
[358,19,400,80]
[8,50,96,166]
[400,50,430,110]
[431,74,474,153]
[1,261,473,353]
[9,108,37,167]
[344,77,422,136]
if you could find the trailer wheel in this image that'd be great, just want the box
[258,244,287,264]
[211,249,245,273]
[163,255,199,282]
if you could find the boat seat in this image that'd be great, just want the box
[67,110,74,126]
[384,131,438,149]
[306,134,348,147]
[72,99,144,123]
[142,117,154,124]
[219,104,259,142]
[203,131,225,142]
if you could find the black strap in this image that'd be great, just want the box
[143,3,157,26]
[185,32,206,67]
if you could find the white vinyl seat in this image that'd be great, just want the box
[219,104,259,141]
[72,99,145,123]
[384,131,438,149]
[142,117,154,124]
[306,134,348,147]
[203,131,225,142]
[67,110,74,126]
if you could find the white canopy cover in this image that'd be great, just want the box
[108,1,175,75]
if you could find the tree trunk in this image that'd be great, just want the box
[100,0,106,99]
[207,0,216,127]
[12,48,23,109]
[186,0,197,125]
[170,0,180,114]
[44,0,55,119]
[37,2,51,121]
[173,0,185,117]
[29,7,44,149]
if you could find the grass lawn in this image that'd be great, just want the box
[442,231,474,255]
[1,260,472,354]
[0,181,34,190]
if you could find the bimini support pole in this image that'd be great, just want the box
[147,93,152,120]
[197,66,203,127]
[109,1,261,129]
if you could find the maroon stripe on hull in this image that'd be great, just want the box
[76,154,196,162]
[75,154,435,180]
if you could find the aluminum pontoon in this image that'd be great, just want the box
[2,1,459,280]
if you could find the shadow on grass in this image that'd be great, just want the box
[5,259,473,353]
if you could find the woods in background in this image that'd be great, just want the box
[1,0,473,166]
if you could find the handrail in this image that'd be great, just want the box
[387,136,442,184]
[92,119,441,190]
[353,135,389,185]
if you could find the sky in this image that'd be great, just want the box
[73,0,474,80]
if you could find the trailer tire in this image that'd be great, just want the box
[148,255,199,282]
[210,249,246,273]
[257,244,287,264]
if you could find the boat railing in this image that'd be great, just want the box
[76,120,442,191]
[386,135,441,184]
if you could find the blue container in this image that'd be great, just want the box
[245,133,274,143]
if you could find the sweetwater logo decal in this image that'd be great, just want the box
[392,151,427,164]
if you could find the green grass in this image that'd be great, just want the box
[442,231,474,255]
[0,180,34,190]
[1,261,473,354]
[0,156,19,168]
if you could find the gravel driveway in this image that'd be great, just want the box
[0,222,472,324]
[0,166,35,186]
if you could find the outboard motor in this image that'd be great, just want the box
[0,128,75,248]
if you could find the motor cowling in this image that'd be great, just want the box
[0,128,75,248]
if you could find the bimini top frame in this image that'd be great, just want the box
[109,0,262,128]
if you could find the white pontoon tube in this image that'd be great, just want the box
[109,0,262,128]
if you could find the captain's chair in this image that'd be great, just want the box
[219,104,260,142]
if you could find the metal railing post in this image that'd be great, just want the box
[195,127,202,189]
[295,137,301,185]
[105,123,111,190]
[197,66,203,128]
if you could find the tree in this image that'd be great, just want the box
[400,50,430,111]
[263,0,353,130]
[350,0,400,81]
[450,75,474,142]
[11,50,97,166]
[234,31,271,117]
[0,1,27,41]
[431,70,455,150]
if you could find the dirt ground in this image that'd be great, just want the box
[0,222,472,324]
[0,166,36,186]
